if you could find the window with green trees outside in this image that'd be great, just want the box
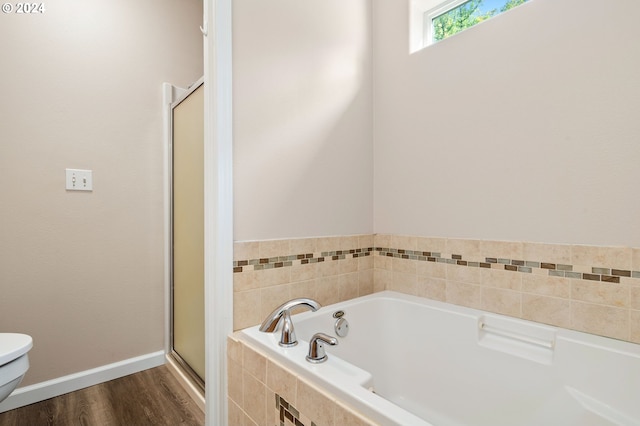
[426,0,528,44]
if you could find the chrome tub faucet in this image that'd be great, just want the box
[259,298,321,347]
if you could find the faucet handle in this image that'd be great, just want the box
[306,333,338,363]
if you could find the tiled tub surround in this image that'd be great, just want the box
[233,235,640,343]
[374,235,640,344]
[230,235,640,425]
[233,235,377,331]
[228,336,375,426]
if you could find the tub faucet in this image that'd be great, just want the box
[259,298,321,347]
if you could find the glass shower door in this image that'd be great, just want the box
[171,82,205,385]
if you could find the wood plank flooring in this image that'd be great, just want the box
[0,365,205,426]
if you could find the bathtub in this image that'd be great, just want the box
[238,291,640,425]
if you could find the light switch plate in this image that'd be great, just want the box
[65,169,93,191]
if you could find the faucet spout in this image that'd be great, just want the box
[259,298,321,347]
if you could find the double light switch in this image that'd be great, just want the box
[65,169,93,191]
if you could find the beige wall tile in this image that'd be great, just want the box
[289,280,317,302]
[243,371,267,426]
[416,236,447,253]
[480,240,523,261]
[389,271,417,295]
[234,290,261,331]
[359,234,374,248]
[631,286,640,310]
[290,237,317,255]
[633,248,640,271]
[522,242,571,265]
[373,269,389,292]
[392,257,416,274]
[258,267,291,288]
[446,238,481,260]
[260,285,291,320]
[318,259,340,277]
[234,270,260,292]
[373,254,392,271]
[339,258,359,274]
[358,255,373,271]
[339,272,359,301]
[243,346,266,383]
[296,379,336,426]
[446,281,482,309]
[522,274,571,299]
[235,241,260,261]
[340,235,360,250]
[317,236,342,253]
[317,276,341,306]
[416,260,446,279]
[227,357,243,407]
[571,245,632,270]
[244,414,258,426]
[447,264,481,285]
[374,233,392,248]
[259,239,290,258]
[481,268,521,291]
[227,336,243,364]
[630,310,640,344]
[571,301,629,340]
[391,234,417,250]
[481,287,521,317]
[571,280,628,308]
[290,262,318,282]
[416,277,446,301]
[266,360,297,406]
[228,398,244,426]
[358,269,374,296]
[522,294,571,328]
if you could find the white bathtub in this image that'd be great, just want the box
[238,291,640,426]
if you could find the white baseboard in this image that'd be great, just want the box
[0,350,165,413]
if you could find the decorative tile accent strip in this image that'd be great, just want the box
[234,241,639,284]
[233,247,373,273]
[275,394,316,426]
[373,248,639,283]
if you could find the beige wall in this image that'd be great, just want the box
[0,0,203,386]
[373,0,640,247]
[232,0,373,241]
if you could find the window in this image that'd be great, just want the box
[410,0,529,53]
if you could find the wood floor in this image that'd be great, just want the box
[0,365,205,426]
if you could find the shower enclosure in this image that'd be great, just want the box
[169,78,205,389]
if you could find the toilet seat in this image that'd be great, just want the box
[0,334,33,367]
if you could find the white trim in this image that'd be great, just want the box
[410,0,445,52]
[204,1,233,426]
[0,351,165,413]
[410,0,464,52]
[423,0,470,46]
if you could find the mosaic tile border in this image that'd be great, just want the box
[275,393,316,426]
[233,248,373,273]
[375,247,640,284]
[233,245,640,284]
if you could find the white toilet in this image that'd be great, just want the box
[0,333,33,403]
